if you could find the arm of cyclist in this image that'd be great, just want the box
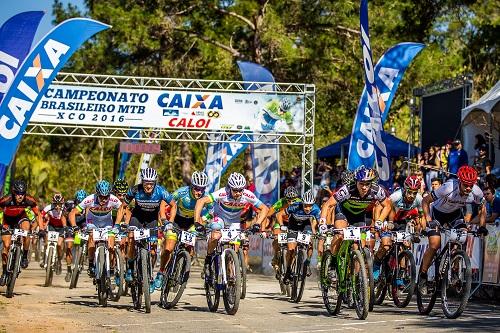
[320,195,337,224]
[421,193,435,230]
[194,196,212,224]
[254,204,269,231]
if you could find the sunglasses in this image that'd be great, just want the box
[143,181,156,187]
[406,190,418,195]
[231,188,244,193]
[192,186,206,192]
[98,195,110,201]
[358,181,371,187]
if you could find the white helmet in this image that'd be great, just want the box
[227,172,246,190]
[141,167,158,182]
[191,171,208,187]
[302,190,315,205]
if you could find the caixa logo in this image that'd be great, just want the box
[0,39,70,139]
[157,93,223,111]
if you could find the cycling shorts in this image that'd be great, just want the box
[428,207,465,237]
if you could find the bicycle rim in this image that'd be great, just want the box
[239,250,247,300]
[441,250,471,319]
[69,245,82,289]
[6,247,21,298]
[109,247,124,301]
[140,248,151,313]
[350,250,369,320]
[321,251,342,315]
[363,248,375,312]
[205,256,220,312]
[44,247,54,287]
[392,250,416,308]
[222,249,241,315]
[163,250,191,309]
[97,247,107,307]
[416,261,438,315]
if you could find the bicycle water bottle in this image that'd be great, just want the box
[25,207,35,222]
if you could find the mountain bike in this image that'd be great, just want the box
[204,228,242,315]
[4,224,31,298]
[288,230,315,303]
[417,227,475,319]
[69,229,89,289]
[160,226,194,309]
[43,229,61,287]
[320,226,370,320]
[271,228,290,297]
[373,228,416,308]
[128,226,158,313]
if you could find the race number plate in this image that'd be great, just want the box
[396,232,411,242]
[220,228,239,242]
[180,231,196,246]
[278,233,288,244]
[343,227,361,241]
[93,229,109,241]
[11,229,27,240]
[47,231,59,242]
[133,229,150,240]
[297,231,311,244]
[448,229,467,244]
[79,233,89,241]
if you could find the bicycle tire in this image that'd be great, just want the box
[140,248,151,313]
[204,255,220,312]
[109,247,124,301]
[350,249,369,320]
[222,249,241,315]
[363,247,375,312]
[69,245,83,289]
[294,249,307,303]
[374,259,387,305]
[321,250,342,315]
[441,250,471,319]
[392,250,416,308]
[6,246,21,298]
[97,247,108,307]
[416,260,438,315]
[44,246,54,287]
[239,249,247,299]
[279,248,290,297]
[161,249,191,309]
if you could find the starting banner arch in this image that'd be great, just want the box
[24,72,316,191]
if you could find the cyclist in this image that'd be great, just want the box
[373,175,423,280]
[266,186,301,270]
[40,193,70,278]
[319,166,391,256]
[418,165,488,292]
[194,172,269,274]
[69,180,125,277]
[123,167,177,293]
[153,171,208,290]
[112,179,131,259]
[0,180,41,285]
[277,190,320,283]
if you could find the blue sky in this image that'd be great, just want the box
[0,0,84,43]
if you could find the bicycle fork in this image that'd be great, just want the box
[94,244,110,280]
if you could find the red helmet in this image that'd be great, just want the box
[457,165,477,186]
[404,175,421,191]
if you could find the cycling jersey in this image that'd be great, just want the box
[77,194,122,228]
[42,204,65,228]
[285,202,320,231]
[430,179,483,214]
[125,184,173,223]
[271,197,301,212]
[0,194,39,227]
[333,183,386,224]
[173,186,202,219]
[208,187,263,224]
[390,188,423,222]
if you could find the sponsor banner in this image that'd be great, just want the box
[353,0,390,188]
[0,18,110,182]
[252,143,280,206]
[31,84,305,133]
[482,224,500,284]
[0,11,44,190]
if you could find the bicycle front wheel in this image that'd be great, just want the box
[97,247,108,307]
[350,249,369,320]
[6,246,21,298]
[294,249,307,303]
[278,248,290,296]
[222,249,241,315]
[441,250,471,319]
[321,250,342,315]
[161,249,191,309]
[238,249,247,299]
[140,248,151,313]
[392,250,416,308]
[69,245,83,289]
[363,248,375,312]
[204,255,220,312]
[44,247,54,287]
[109,247,124,301]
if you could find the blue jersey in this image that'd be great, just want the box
[285,202,321,226]
[126,184,173,222]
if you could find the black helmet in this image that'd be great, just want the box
[12,179,27,195]
[113,179,129,194]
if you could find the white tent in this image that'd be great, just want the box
[461,80,500,166]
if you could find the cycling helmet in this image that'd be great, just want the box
[113,179,129,194]
[302,190,315,205]
[284,186,299,199]
[354,165,377,182]
[95,180,112,196]
[457,165,478,186]
[74,189,88,204]
[64,200,75,212]
[227,172,246,190]
[404,175,421,191]
[279,98,292,112]
[52,193,65,204]
[12,179,27,195]
[371,168,380,184]
[140,167,158,182]
[191,171,209,187]
[340,170,355,186]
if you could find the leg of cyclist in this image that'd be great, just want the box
[20,219,31,268]
[0,231,12,285]
[56,232,64,275]
[108,234,116,272]
[284,230,298,283]
[330,217,348,256]
[126,232,135,282]
[271,219,281,270]
[65,235,74,282]
[87,233,96,277]
[155,230,176,290]
[204,229,221,277]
